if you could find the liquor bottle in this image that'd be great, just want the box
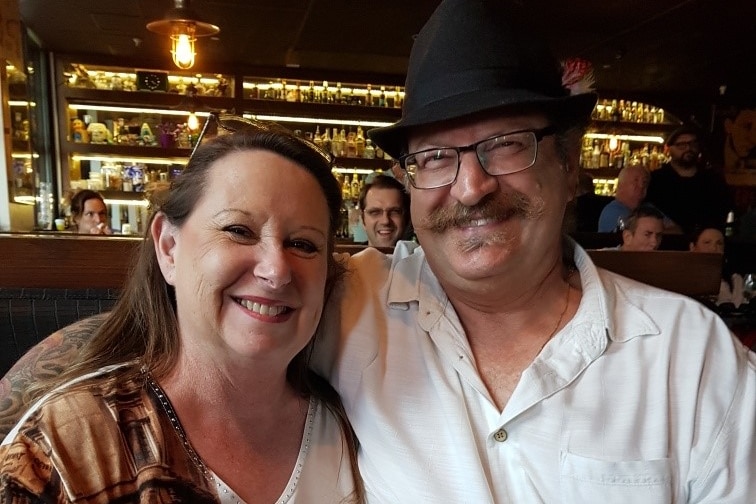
[636,102,644,123]
[598,141,610,169]
[363,139,376,159]
[313,125,323,149]
[590,140,601,169]
[656,108,665,124]
[321,127,331,154]
[386,88,395,108]
[394,86,403,108]
[640,144,650,167]
[346,129,357,158]
[342,174,352,201]
[365,84,372,106]
[323,81,332,103]
[611,99,621,122]
[351,174,360,199]
[725,211,736,237]
[339,128,348,157]
[335,82,343,104]
[331,128,340,157]
[379,86,387,107]
[355,126,366,157]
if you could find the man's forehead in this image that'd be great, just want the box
[366,187,403,203]
[674,133,698,142]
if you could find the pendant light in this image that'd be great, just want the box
[146,0,219,70]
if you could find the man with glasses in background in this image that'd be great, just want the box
[646,125,732,234]
[357,174,411,248]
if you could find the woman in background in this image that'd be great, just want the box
[690,226,745,308]
[70,189,112,234]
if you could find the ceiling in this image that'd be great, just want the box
[17,0,756,119]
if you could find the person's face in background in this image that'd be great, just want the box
[690,228,725,254]
[615,166,649,209]
[75,197,108,234]
[622,216,664,251]
[361,187,406,248]
[668,133,700,168]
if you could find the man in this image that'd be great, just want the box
[597,164,650,232]
[645,126,732,234]
[357,174,410,248]
[2,1,754,502]
[618,204,664,251]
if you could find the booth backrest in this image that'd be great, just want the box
[0,288,119,376]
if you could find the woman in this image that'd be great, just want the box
[0,120,363,503]
[70,189,113,234]
[689,226,745,308]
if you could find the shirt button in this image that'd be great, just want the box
[493,429,508,442]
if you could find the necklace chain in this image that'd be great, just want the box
[142,367,314,504]
[142,368,245,504]
[538,281,572,354]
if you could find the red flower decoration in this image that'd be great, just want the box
[561,57,596,95]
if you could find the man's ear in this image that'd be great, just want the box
[621,228,632,245]
[152,212,179,286]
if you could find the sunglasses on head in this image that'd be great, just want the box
[190,112,335,166]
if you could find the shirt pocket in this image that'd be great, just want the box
[560,451,673,504]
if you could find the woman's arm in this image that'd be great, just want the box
[0,313,106,439]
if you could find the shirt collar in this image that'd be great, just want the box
[384,238,660,344]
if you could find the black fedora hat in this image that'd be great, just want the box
[369,0,597,160]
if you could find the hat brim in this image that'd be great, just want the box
[369,91,597,160]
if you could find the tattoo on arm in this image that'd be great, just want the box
[0,313,106,438]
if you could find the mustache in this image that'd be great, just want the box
[418,192,543,234]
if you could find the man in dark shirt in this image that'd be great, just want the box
[646,125,731,234]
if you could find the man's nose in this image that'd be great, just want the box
[449,151,498,206]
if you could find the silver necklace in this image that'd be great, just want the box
[143,368,244,504]
[142,368,313,504]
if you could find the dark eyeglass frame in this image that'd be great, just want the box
[398,125,557,189]
[190,112,335,166]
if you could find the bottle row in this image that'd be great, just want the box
[63,63,407,109]
[246,79,404,108]
[65,63,232,97]
[309,125,390,160]
[70,116,199,149]
[69,161,179,193]
[580,138,668,171]
[593,99,667,124]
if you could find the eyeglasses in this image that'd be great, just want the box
[398,126,557,189]
[191,112,334,166]
[669,140,699,150]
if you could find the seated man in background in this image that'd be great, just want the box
[598,164,649,232]
[357,174,411,248]
[620,204,665,251]
[598,164,680,233]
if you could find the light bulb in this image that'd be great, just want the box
[171,31,196,69]
[608,136,619,152]
[187,112,200,131]
[175,34,194,67]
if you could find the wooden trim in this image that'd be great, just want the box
[0,234,723,296]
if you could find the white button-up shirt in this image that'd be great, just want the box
[316,242,756,503]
